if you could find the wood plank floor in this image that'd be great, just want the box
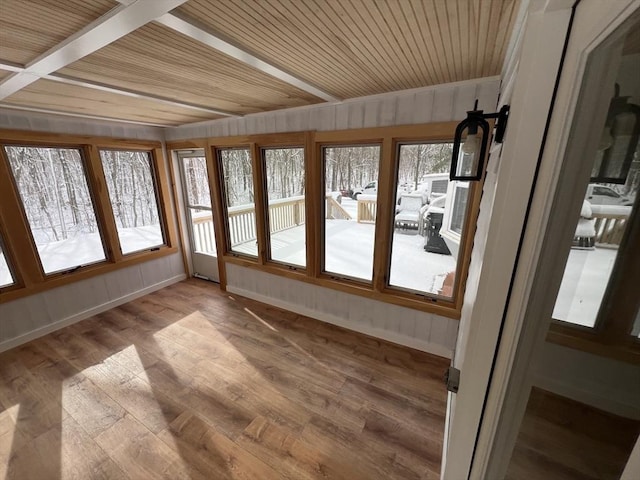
[0,279,449,480]
[507,387,640,480]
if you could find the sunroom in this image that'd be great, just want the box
[0,1,639,479]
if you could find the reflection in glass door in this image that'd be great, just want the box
[178,151,219,283]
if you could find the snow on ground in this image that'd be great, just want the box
[235,216,456,292]
[553,247,617,328]
[0,225,163,280]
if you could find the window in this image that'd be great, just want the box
[264,147,306,267]
[100,149,165,255]
[547,15,640,361]
[4,145,106,274]
[219,147,258,257]
[0,131,175,302]
[323,145,381,281]
[450,184,469,235]
[0,233,15,288]
[389,143,456,296]
[181,154,216,256]
[169,122,480,316]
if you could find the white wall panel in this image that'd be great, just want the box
[0,255,186,352]
[166,77,501,140]
[225,264,457,358]
[0,109,164,140]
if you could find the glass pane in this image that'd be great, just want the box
[0,235,15,288]
[552,36,640,328]
[182,156,211,207]
[450,185,469,234]
[100,150,164,255]
[189,207,216,255]
[323,145,381,281]
[219,148,257,257]
[4,146,106,274]
[389,143,458,296]
[264,147,306,267]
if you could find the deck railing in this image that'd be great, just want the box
[193,194,361,248]
[593,212,629,248]
[326,196,352,220]
[269,196,306,233]
[192,213,216,253]
[357,197,377,223]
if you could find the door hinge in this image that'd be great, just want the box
[444,366,460,394]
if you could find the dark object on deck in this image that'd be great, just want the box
[424,212,451,255]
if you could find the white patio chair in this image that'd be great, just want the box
[395,193,427,230]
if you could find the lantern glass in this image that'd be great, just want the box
[455,126,482,179]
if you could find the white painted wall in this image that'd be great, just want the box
[166,77,501,140]
[0,110,186,352]
[226,264,458,358]
[533,342,640,419]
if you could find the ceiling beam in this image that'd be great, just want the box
[0,61,235,117]
[0,104,170,128]
[0,0,189,101]
[115,0,339,102]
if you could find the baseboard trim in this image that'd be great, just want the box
[0,274,187,353]
[533,374,640,420]
[227,286,453,359]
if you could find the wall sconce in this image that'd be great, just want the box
[450,101,510,181]
[591,84,640,184]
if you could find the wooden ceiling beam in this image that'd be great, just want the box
[115,0,339,103]
[0,0,189,101]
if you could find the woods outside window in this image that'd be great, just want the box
[99,149,165,255]
[0,131,177,302]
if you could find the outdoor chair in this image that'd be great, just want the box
[395,193,428,230]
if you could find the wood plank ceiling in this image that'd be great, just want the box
[0,0,521,127]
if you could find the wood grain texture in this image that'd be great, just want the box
[57,22,323,115]
[4,79,220,126]
[176,0,519,99]
[0,278,449,479]
[506,387,640,480]
[0,0,116,64]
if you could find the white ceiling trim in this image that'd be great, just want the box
[115,0,338,103]
[0,0,189,100]
[156,13,340,103]
[0,61,235,117]
[0,61,24,73]
[0,104,169,128]
[46,73,234,117]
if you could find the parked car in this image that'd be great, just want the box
[351,181,377,199]
[585,184,632,205]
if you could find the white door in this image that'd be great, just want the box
[441,0,640,478]
[177,151,219,283]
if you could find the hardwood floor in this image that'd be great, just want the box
[0,279,449,479]
[507,387,640,480]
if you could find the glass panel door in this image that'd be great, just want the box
[178,151,219,282]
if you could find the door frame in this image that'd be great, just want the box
[442,0,640,478]
[464,0,639,478]
[173,149,221,283]
[441,0,576,478]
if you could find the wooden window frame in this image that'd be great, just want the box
[170,122,484,319]
[548,194,640,364]
[0,130,178,303]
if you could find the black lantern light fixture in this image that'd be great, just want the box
[591,84,640,184]
[450,100,510,181]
